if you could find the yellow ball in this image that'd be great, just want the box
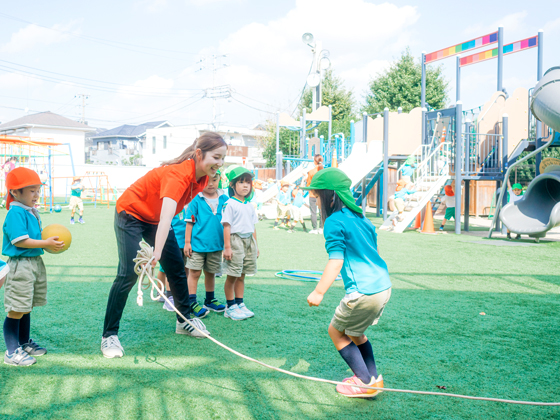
[41,224,72,254]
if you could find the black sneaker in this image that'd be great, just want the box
[515,234,521,240]
[507,233,512,240]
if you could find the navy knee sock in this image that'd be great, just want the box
[235,297,244,305]
[205,291,214,304]
[226,299,235,308]
[357,340,378,379]
[19,313,30,345]
[338,342,371,384]
[188,294,197,305]
[3,317,20,355]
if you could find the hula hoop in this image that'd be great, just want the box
[274,269,342,282]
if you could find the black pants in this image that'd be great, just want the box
[309,197,323,230]
[103,211,191,338]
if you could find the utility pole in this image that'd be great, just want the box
[76,93,89,124]
[199,54,228,130]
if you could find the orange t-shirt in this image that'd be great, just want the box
[116,159,208,224]
[306,164,324,197]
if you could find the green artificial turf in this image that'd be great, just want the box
[1,207,560,419]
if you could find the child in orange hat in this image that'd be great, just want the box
[2,168,65,366]
[439,185,455,231]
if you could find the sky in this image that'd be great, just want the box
[0,0,558,131]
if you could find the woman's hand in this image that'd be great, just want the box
[151,249,161,268]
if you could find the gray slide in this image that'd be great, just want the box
[499,66,560,238]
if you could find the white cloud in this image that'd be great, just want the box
[136,0,168,12]
[0,21,81,54]
[188,0,245,6]
[0,72,43,89]
[543,17,560,34]
[464,12,528,38]
[117,75,176,98]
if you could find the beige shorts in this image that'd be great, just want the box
[291,206,303,222]
[394,198,405,213]
[186,250,223,273]
[277,203,291,218]
[331,288,391,336]
[4,257,47,313]
[70,196,84,211]
[224,234,257,277]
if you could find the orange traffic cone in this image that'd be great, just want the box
[413,209,422,230]
[421,204,436,234]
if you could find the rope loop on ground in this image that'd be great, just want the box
[134,241,560,406]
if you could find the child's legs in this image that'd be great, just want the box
[7,311,29,320]
[203,271,215,292]
[201,251,221,292]
[78,200,84,216]
[328,323,352,350]
[187,269,202,296]
[224,275,238,301]
[234,274,245,299]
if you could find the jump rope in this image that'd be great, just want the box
[134,241,560,406]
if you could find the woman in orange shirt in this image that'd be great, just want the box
[101,132,228,358]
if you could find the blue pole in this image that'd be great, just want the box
[497,27,504,92]
[535,30,544,175]
[421,52,426,144]
[48,146,53,212]
[455,102,463,234]
[382,108,389,221]
[456,56,461,102]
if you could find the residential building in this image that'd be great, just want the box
[89,121,171,165]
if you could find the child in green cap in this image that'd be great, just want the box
[303,168,391,398]
[221,166,259,321]
[506,179,524,239]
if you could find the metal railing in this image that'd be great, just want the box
[461,132,504,177]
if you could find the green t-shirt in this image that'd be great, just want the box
[71,183,83,198]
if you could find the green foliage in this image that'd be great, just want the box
[363,48,448,114]
[509,147,560,184]
[121,154,143,166]
[261,69,356,166]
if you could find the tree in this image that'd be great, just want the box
[363,48,448,114]
[260,69,357,167]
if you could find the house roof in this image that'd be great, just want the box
[92,121,170,139]
[0,111,95,132]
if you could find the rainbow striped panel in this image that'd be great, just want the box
[425,31,498,64]
[459,35,538,67]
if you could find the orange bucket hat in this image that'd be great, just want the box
[444,185,454,196]
[5,167,42,210]
[396,179,407,192]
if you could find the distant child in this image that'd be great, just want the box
[303,168,391,398]
[222,167,259,321]
[507,180,524,240]
[157,207,190,311]
[185,171,228,318]
[439,185,455,231]
[70,176,85,224]
[274,181,293,230]
[2,168,65,366]
[391,180,416,225]
[290,184,308,233]
[0,259,8,290]
[400,156,416,183]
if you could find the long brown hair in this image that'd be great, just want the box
[161,132,227,166]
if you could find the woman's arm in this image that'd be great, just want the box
[152,197,177,267]
[307,259,344,307]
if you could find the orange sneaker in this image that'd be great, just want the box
[336,374,383,398]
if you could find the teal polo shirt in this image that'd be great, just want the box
[324,208,391,295]
[2,203,44,258]
[186,193,228,253]
[171,209,187,249]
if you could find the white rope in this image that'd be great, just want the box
[134,241,560,406]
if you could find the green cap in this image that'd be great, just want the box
[301,167,362,214]
[512,183,522,190]
[404,155,416,166]
[225,165,253,182]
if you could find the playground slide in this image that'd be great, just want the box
[338,141,383,189]
[499,66,560,238]
[257,161,314,204]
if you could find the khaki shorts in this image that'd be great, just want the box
[4,257,47,313]
[292,206,303,222]
[394,198,405,213]
[277,203,291,218]
[224,234,257,277]
[331,288,391,336]
[70,196,84,211]
[186,250,222,273]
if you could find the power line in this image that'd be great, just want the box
[230,96,275,115]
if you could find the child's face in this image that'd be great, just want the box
[204,175,219,194]
[198,146,227,178]
[281,185,289,192]
[513,188,522,196]
[11,184,41,207]
[234,177,252,197]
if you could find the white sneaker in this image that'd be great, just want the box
[176,318,210,339]
[238,303,254,318]
[224,304,248,321]
[101,335,124,358]
[318,229,323,234]
[309,230,318,234]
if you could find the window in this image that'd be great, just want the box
[163,135,167,149]
[152,136,156,154]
